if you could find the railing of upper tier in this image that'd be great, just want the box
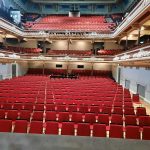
[113,0,150,37]
[0,18,24,36]
[0,0,150,39]
[113,43,150,61]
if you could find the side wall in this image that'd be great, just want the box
[28,61,112,72]
[46,40,93,50]
[0,62,28,80]
[112,65,150,103]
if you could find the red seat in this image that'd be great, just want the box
[45,111,57,121]
[45,121,59,135]
[61,122,74,135]
[58,112,70,122]
[71,112,83,123]
[32,111,44,121]
[125,115,137,126]
[98,114,109,125]
[109,124,123,138]
[132,94,141,104]
[19,110,31,121]
[139,116,150,127]
[45,104,55,111]
[113,107,123,115]
[57,105,66,112]
[101,107,112,115]
[124,108,135,115]
[29,121,43,134]
[142,126,150,140]
[2,103,13,110]
[93,124,106,137]
[111,114,123,125]
[77,123,90,136]
[34,104,45,111]
[125,126,140,139]
[7,110,19,120]
[68,105,78,112]
[23,103,33,110]
[0,120,12,132]
[14,120,28,133]
[78,105,89,113]
[13,103,23,110]
[0,109,6,119]
[84,113,96,124]
[136,107,147,116]
[90,106,100,114]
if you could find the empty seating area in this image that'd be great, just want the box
[7,46,42,54]
[0,76,149,140]
[47,50,92,56]
[27,15,115,32]
[97,49,122,55]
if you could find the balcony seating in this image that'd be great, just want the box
[97,49,122,55]
[7,46,42,54]
[47,50,92,56]
[26,15,116,33]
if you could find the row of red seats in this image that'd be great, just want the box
[0,108,149,127]
[28,15,115,32]
[6,46,42,54]
[97,49,122,55]
[0,102,146,116]
[26,68,112,76]
[40,16,106,23]
[0,120,150,140]
[0,102,145,116]
[47,50,92,56]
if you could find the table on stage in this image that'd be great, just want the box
[49,74,79,79]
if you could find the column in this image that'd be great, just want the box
[125,35,128,50]
[137,28,141,45]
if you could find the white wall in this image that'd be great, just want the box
[46,40,92,50]
[93,63,112,70]
[17,61,28,76]
[112,64,118,81]
[46,40,68,50]
[0,35,4,43]
[45,62,68,69]
[113,66,150,103]
[6,40,38,48]
[0,62,28,80]
[104,42,123,49]
[29,61,112,74]
[0,63,12,79]
[69,40,92,50]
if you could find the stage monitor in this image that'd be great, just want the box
[56,64,62,68]
[77,65,84,68]
[10,10,21,25]
[69,10,80,17]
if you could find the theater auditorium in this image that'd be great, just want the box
[0,0,150,149]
